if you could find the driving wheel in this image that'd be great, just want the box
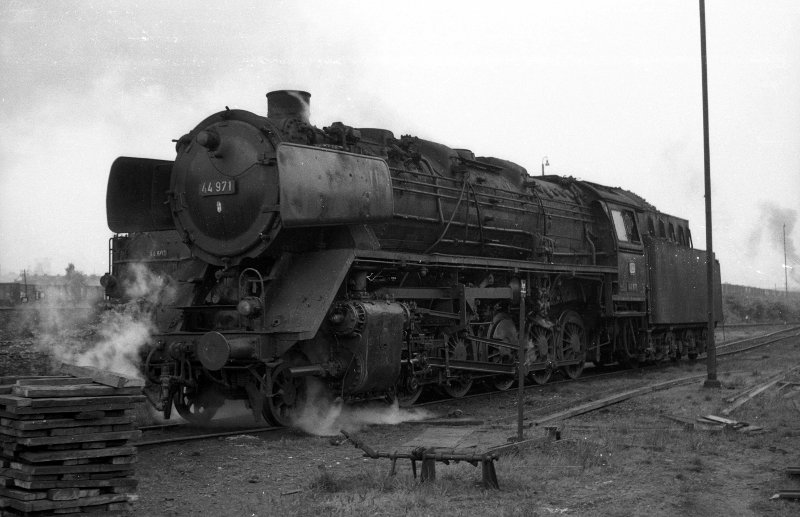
[487,317,518,391]
[441,334,473,398]
[559,311,586,380]
[526,324,553,385]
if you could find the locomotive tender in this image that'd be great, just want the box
[105,90,722,425]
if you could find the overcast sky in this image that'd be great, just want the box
[1,0,798,289]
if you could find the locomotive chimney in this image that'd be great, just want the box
[266,90,311,123]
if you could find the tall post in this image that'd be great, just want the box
[784,224,788,297]
[517,278,527,441]
[700,0,720,388]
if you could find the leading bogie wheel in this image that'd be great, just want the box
[396,378,424,407]
[262,362,306,427]
[173,384,222,425]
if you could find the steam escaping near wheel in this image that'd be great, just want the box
[46,263,173,379]
[292,379,433,436]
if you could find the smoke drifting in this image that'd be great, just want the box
[293,379,433,436]
[63,305,152,379]
[40,263,173,379]
[747,202,799,286]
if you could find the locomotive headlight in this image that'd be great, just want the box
[237,296,262,317]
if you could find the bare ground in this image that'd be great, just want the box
[1,314,799,516]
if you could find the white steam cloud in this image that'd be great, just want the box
[62,305,153,379]
[40,263,173,379]
[293,379,433,436]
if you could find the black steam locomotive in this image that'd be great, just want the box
[105,90,721,426]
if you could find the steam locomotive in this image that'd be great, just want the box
[105,90,721,426]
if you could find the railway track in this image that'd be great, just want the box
[135,326,800,445]
[136,420,283,447]
[416,325,800,409]
[481,326,800,453]
[715,325,800,356]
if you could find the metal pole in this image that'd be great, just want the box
[700,0,720,388]
[517,278,527,441]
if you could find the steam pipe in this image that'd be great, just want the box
[584,225,597,265]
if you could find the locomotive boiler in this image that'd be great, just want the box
[106,90,722,426]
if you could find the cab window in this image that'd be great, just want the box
[611,209,640,244]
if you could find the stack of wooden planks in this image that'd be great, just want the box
[0,365,144,516]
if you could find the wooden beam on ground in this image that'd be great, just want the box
[59,364,144,388]
[721,364,800,416]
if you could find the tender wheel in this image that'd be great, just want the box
[616,320,640,368]
[698,328,709,355]
[441,334,473,398]
[526,324,553,385]
[173,384,222,425]
[558,311,586,380]
[262,362,306,427]
[487,317,517,391]
[684,329,698,361]
[664,332,678,362]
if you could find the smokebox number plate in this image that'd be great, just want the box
[200,180,236,196]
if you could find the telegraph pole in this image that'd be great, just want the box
[784,224,788,297]
[700,0,720,388]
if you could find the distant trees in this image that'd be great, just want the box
[723,293,800,323]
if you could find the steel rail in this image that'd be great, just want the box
[138,423,183,432]
[487,372,708,456]
[716,327,800,357]
[136,425,281,447]
[722,322,800,328]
